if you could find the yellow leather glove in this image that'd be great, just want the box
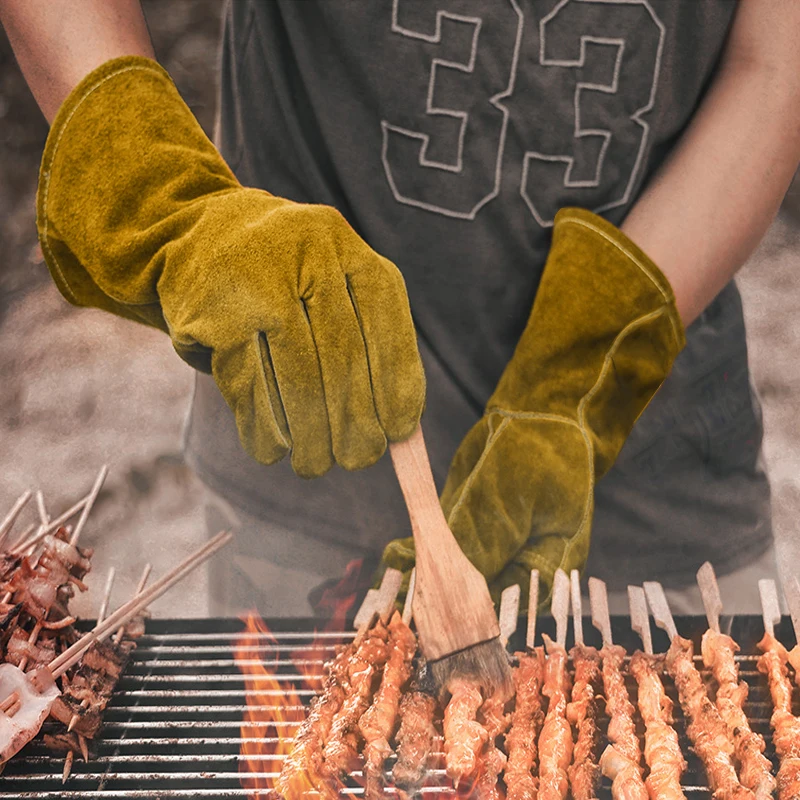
[380,208,685,608]
[37,57,424,478]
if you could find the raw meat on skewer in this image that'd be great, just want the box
[757,578,800,800]
[539,569,573,800]
[697,563,775,800]
[567,570,603,800]
[589,578,647,800]
[645,582,755,800]
[504,570,546,800]
[628,586,686,800]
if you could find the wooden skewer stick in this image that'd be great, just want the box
[353,567,403,630]
[526,569,539,650]
[697,561,723,634]
[643,582,678,641]
[12,494,90,555]
[758,579,781,638]
[498,584,521,649]
[628,586,652,655]
[588,577,612,647]
[570,569,584,646]
[0,530,234,715]
[552,568,570,649]
[785,575,800,650]
[0,490,32,550]
[14,490,49,674]
[401,568,416,627]
[62,749,74,783]
[68,465,108,547]
[97,567,116,626]
[50,530,234,678]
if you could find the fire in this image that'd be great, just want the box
[234,559,500,799]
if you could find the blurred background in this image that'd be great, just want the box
[1,1,799,618]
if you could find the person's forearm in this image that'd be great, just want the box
[622,1,800,328]
[0,0,154,123]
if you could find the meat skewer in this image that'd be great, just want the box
[697,563,775,800]
[358,609,417,800]
[277,573,403,800]
[471,584,518,799]
[628,586,686,800]
[645,581,755,800]
[390,566,440,798]
[0,530,234,765]
[14,471,106,674]
[539,568,573,800]
[504,569,546,800]
[589,578,647,800]
[567,570,603,800]
[757,578,800,800]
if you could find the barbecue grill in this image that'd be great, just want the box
[0,615,796,798]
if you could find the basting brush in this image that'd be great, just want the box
[389,424,513,700]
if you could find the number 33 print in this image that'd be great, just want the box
[381,0,665,227]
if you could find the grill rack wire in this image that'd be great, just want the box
[0,615,797,799]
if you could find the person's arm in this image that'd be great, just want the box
[0,0,154,123]
[622,0,800,327]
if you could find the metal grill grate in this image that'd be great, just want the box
[0,616,796,798]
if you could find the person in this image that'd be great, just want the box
[2,0,799,617]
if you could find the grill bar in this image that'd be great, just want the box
[0,616,795,798]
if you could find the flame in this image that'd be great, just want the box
[234,559,504,798]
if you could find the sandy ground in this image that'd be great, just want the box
[0,3,798,619]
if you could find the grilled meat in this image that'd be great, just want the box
[567,644,603,800]
[504,648,546,800]
[443,677,488,787]
[666,635,754,800]
[757,632,800,800]
[392,688,437,797]
[703,629,775,800]
[538,634,573,800]
[359,612,417,800]
[599,644,647,800]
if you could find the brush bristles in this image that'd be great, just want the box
[429,637,513,701]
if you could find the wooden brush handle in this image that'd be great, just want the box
[389,425,500,659]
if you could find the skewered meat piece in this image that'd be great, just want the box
[43,730,90,762]
[275,638,359,800]
[443,677,488,787]
[474,689,510,800]
[702,629,775,800]
[392,686,437,797]
[359,611,417,800]
[568,644,603,800]
[539,634,573,800]
[37,530,93,588]
[1,559,58,620]
[599,644,647,800]
[504,648,546,800]
[320,619,390,780]
[788,646,800,681]
[49,639,134,737]
[0,554,21,582]
[757,632,800,800]
[666,635,755,800]
[4,627,56,670]
[629,652,686,800]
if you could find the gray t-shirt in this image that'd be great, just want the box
[185,0,772,591]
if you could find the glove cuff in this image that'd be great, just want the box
[36,56,239,329]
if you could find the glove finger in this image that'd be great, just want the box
[211,336,290,466]
[346,255,425,442]
[267,308,334,478]
[378,536,416,575]
[303,278,386,471]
